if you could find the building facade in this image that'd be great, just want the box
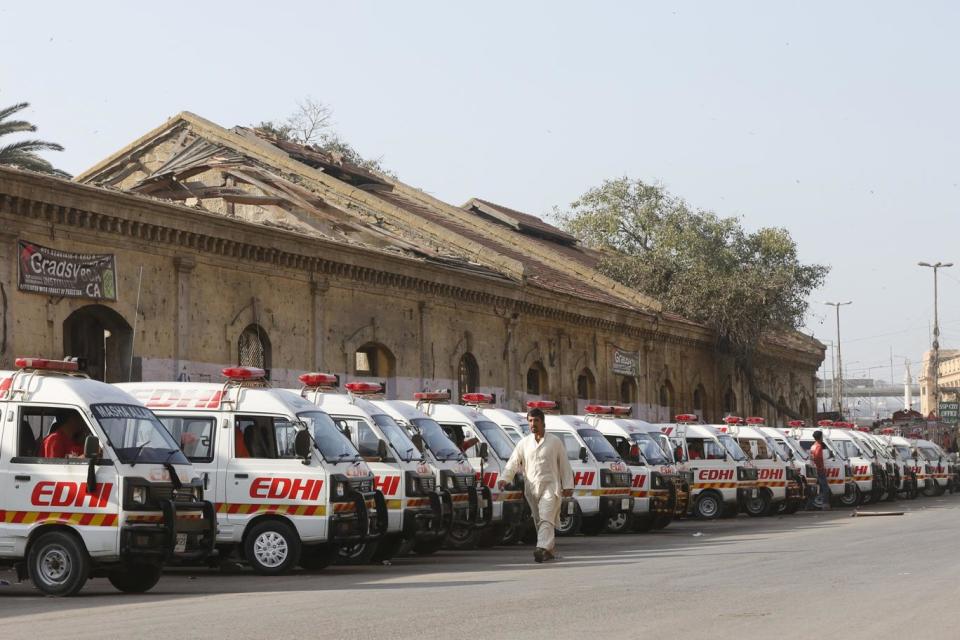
[0,112,824,423]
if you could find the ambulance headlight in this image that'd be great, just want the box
[132,486,147,505]
[446,476,455,490]
[650,473,664,489]
[335,481,347,498]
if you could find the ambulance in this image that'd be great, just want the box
[874,428,917,499]
[293,378,449,558]
[625,419,693,525]
[882,430,921,498]
[824,423,882,505]
[660,416,745,519]
[372,396,493,545]
[581,405,679,532]
[913,437,950,497]
[406,394,519,547]
[796,423,857,507]
[543,410,633,536]
[719,417,802,516]
[847,427,898,502]
[761,422,818,512]
[121,368,386,574]
[1,357,214,596]
[481,408,529,444]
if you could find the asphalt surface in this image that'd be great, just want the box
[2,498,959,640]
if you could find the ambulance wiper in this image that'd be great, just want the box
[129,442,148,467]
[161,448,183,490]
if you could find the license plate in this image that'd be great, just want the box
[621,498,630,510]
[751,489,759,498]
[567,501,575,514]
[480,499,488,509]
[174,533,187,553]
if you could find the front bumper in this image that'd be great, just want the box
[330,490,388,543]
[599,492,633,515]
[121,499,215,562]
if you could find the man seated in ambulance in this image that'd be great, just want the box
[41,412,89,458]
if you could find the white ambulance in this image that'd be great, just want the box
[822,423,880,505]
[293,378,449,558]
[1,357,214,596]
[543,412,633,536]
[481,408,529,444]
[660,416,743,519]
[581,405,677,532]
[847,427,898,502]
[881,430,920,498]
[913,437,951,496]
[120,368,386,575]
[373,396,493,544]
[796,423,857,507]
[721,417,802,516]
[624,419,693,525]
[761,423,818,512]
[407,394,519,547]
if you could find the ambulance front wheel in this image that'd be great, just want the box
[555,502,582,537]
[337,541,379,565]
[835,484,861,508]
[744,489,772,517]
[244,520,301,575]
[27,530,90,597]
[605,511,633,534]
[445,524,480,550]
[693,492,722,519]
[108,562,162,593]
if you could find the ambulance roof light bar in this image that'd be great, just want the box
[585,405,615,415]
[817,420,835,427]
[15,357,80,372]
[787,420,806,428]
[881,428,895,435]
[674,414,699,423]
[526,400,558,413]
[343,381,384,396]
[461,392,495,406]
[222,366,266,381]
[612,405,632,416]
[415,390,452,402]
[724,415,744,425]
[746,417,765,425]
[298,372,339,388]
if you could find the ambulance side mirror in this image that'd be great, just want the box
[411,433,424,453]
[479,442,489,460]
[83,435,100,459]
[579,446,588,463]
[294,429,312,465]
[377,439,389,461]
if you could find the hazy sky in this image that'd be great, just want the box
[5,1,960,396]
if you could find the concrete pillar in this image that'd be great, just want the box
[310,279,329,371]
[173,256,196,379]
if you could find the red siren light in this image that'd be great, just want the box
[415,390,452,402]
[746,417,765,425]
[526,400,557,410]
[817,420,835,427]
[724,416,744,425]
[16,357,79,372]
[344,381,383,395]
[787,420,805,428]
[585,405,615,415]
[222,366,265,380]
[461,392,495,405]
[298,372,339,387]
[612,406,633,416]
[675,414,699,423]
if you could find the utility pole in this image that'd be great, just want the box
[918,262,953,417]
[825,301,852,417]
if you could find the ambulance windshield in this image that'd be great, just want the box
[717,434,748,462]
[894,445,913,461]
[372,414,423,462]
[785,437,809,460]
[918,447,941,461]
[297,411,360,461]
[475,421,515,460]
[92,403,187,465]
[833,439,862,459]
[410,418,462,461]
[579,428,620,462]
[630,433,668,464]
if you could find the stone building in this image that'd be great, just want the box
[919,348,960,416]
[0,111,823,423]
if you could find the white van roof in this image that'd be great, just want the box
[119,382,318,415]
[6,372,152,408]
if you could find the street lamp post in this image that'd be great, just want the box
[918,261,953,417]
[825,301,852,417]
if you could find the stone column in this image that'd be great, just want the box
[418,301,432,389]
[505,314,519,409]
[0,231,16,367]
[310,279,329,371]
[173,256,196,379]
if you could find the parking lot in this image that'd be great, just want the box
[1,498,957,640]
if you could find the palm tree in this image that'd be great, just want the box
[0,102,70,178]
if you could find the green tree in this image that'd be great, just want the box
[254,97,390,175]
[0,102,70,177]
[557,177,828,417]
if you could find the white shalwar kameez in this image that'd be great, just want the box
[500,433,574,551]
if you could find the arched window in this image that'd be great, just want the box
[619,377,637,404]
[798,397,810,420]
[239,324,271,372]
[526,361,547,395]
[776,395,787,420]
[576,368,596,400]
[659,381,674,409]
[723,388,737,414]
[354,342,395,378]
[63,304,133,382]
[458,353,480,398]
[693,385,706,412]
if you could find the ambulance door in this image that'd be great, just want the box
[550,431,595,493]
[6,405,120,556]
[332,415,401,531]
[157,413,223,529]
[438,421,483,481]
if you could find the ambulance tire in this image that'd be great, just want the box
[836,484,861,508]
[27,530,90,597]
[244,520,301,575]
[107,562,162,594]
[693,492,722,520]
[744,490,772,517]
[923,483,945,497]
[781,501,799,515]
[299,543,339,571]
[631,514,655,533]
[371,534,405,562]
[580,515,605,536]
[605,511,633,534]
[337,541,379,565]
[555,502,582,537]
[413,538,445,555]
[445,524,481,550]
[500,520,523,546]
[652,515,672,530]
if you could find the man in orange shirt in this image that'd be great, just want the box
[808,430,831,510]
[41,414,85,458]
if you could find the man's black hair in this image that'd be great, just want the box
[527,407,545,420]
[813,430,823,441]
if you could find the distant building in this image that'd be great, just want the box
[919,349,960,415]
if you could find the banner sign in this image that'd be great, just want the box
[938,401,959,425]
[18,240,117,300]
[612,348,639,376]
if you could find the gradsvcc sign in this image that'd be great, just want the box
[18,240,117,300]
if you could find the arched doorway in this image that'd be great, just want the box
[618,376,637,405]
[63,304,133,382]
[526,361,548,396]
[576,368,596,401]
[457,352,480,399]
[239,324,272,371]
[723,388,737,415]
[354,342,396,378]
[693,384,707,420]
[659,380,675,421]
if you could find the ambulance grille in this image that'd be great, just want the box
[805,464,816,478]
[153,486,195,503]
[737,467,758,481]
[350,478,373,493]
[449,475,472,492]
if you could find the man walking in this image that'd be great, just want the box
[498,407,574,563]
[809,429,832,510]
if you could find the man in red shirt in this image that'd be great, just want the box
[41,413,85,458]
[808,430,831,510]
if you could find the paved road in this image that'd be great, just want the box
[2,498,959,640]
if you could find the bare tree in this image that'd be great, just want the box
[285,97,332,145]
